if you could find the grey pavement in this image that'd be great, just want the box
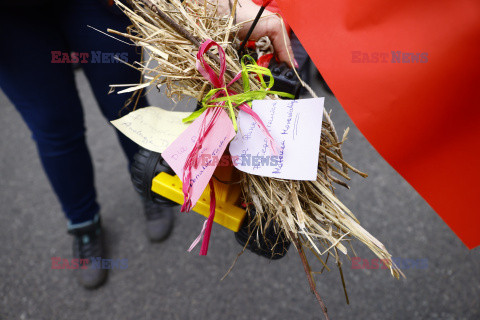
[0,68,479,320]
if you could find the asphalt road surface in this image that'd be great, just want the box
[1,68,479,320]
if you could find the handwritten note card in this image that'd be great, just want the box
[111,107,191,153]
[229,98,324,181]
[162,108,236,207]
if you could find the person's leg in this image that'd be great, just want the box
[61,0,176,242]
[0,4,107,288]
[60,0,146,165]
[0,6,99,225]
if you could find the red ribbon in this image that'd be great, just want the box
[183,39,278,255]
[181,107,222,213]
[200,180,215,255]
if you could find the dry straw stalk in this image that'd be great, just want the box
[109,0,404,316]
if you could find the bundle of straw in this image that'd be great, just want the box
[108,0,403,317]
[108,0,248,102]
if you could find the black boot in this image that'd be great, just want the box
[67,215,107,289]
[143,198,175,242]
[131,148,177,242]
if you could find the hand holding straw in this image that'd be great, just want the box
[237,0,273,56]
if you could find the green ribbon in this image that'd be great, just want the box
[182,55,294,131]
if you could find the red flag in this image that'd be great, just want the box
[253,0,280,14]
[276,0,480,248]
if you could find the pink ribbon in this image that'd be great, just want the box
[196,39,228,88]
[187,181,216,255]
[200,180,216,254]
[198,39,278,153]
[237,104,278,155]
[184,39,278,255]
[181,107,222,213]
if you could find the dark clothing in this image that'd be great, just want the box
[0,0,144,224]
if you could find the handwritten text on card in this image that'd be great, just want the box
[229,98,324,180]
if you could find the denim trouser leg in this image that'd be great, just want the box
[0,0,146,224]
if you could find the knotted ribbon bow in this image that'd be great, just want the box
[182,39,293,255]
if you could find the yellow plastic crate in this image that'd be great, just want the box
[151,172,246,232]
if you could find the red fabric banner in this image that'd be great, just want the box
[276,0,480,248]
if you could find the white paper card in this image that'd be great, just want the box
[111,107,191,153]
[229,98,324,180]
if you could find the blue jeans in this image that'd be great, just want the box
[0,0,145,224]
